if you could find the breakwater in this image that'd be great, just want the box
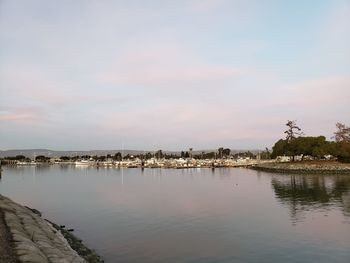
[251,161,350,174]
[0,195,102,263]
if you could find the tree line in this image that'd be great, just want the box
[1,148,265,163]
[271,121,350,162]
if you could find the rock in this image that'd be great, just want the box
[1,196,93,263]
[7,221,25,232]
[18,253,49,263]
[32,233,49,243]
[12,233,32,243]
[24,225,44,237]
[4,211,19,222]
[10,228,26,237]
[25,206,42,217]
[16,242,41,253]
[0,203,16,212]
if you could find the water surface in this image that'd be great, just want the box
[0,166,349,262]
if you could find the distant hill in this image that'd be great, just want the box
[0,149,262,158]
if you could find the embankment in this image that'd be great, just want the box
[251,161,350,174]
[0,195,103,263]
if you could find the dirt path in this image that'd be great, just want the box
[0,208,18,263]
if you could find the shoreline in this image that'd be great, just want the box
[2,159,274,169]
[0,207,17,263]
[0,195,103,263]
[251,161,350,174]
[4,160,350,173]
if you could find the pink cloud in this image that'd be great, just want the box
[100,66,244,86]
[285,76,350,107]
[96,42,248,88]
[261,75,350,111]
[0,109,42,123]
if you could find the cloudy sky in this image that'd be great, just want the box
[0,0,349,150]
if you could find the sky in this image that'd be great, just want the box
[0,0,349,151]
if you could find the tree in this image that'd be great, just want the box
[145,152,152,159]
[95,155,106,161]
[155,150,163,159]
[271,122,350,162]
[15,155,26,160]
[337,142,350,163]
[203,152,215,159]
[333,122,350,142]
[284,120,304,161]
[261,148,271,159]
[218,147,224,158]
[272,136,332,160]
[114,152,122,161]
[333,123,350,162]
[60,156,70,161]
[222,148,231,157]
[271,139,288,158]
[35,155,49,162]
[189,148,193,158]
[285,120,303,142]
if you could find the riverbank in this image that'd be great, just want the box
[0,195,103,263]
[251,161,350,174]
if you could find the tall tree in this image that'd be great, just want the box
[333,123,350,163]
[222,148,231,157]
[114,152,122,161]
[155,150,163,159]
[333,122,350,142]
[284,120,303,142]
[283,120,303,161]
[218,147,224,158]
[189,148,193,158]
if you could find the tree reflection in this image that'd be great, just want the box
[271,174,350,222]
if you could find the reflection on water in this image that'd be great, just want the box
[1,166,350,263]
[272,175,350,223]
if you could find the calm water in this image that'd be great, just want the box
[0,166,349,263]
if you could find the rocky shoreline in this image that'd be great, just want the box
[0,207,17,263]
[251,161,350,174]
[0,195,103,263]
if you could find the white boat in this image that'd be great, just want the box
[74,160,91,166]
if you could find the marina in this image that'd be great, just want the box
[4,158,275,169]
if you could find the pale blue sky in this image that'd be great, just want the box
[1,0,349,150]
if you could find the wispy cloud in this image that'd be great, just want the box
[0,0,349,150]
[97,42,247,88]
[0,110,41,123]
[286,76,350,108]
